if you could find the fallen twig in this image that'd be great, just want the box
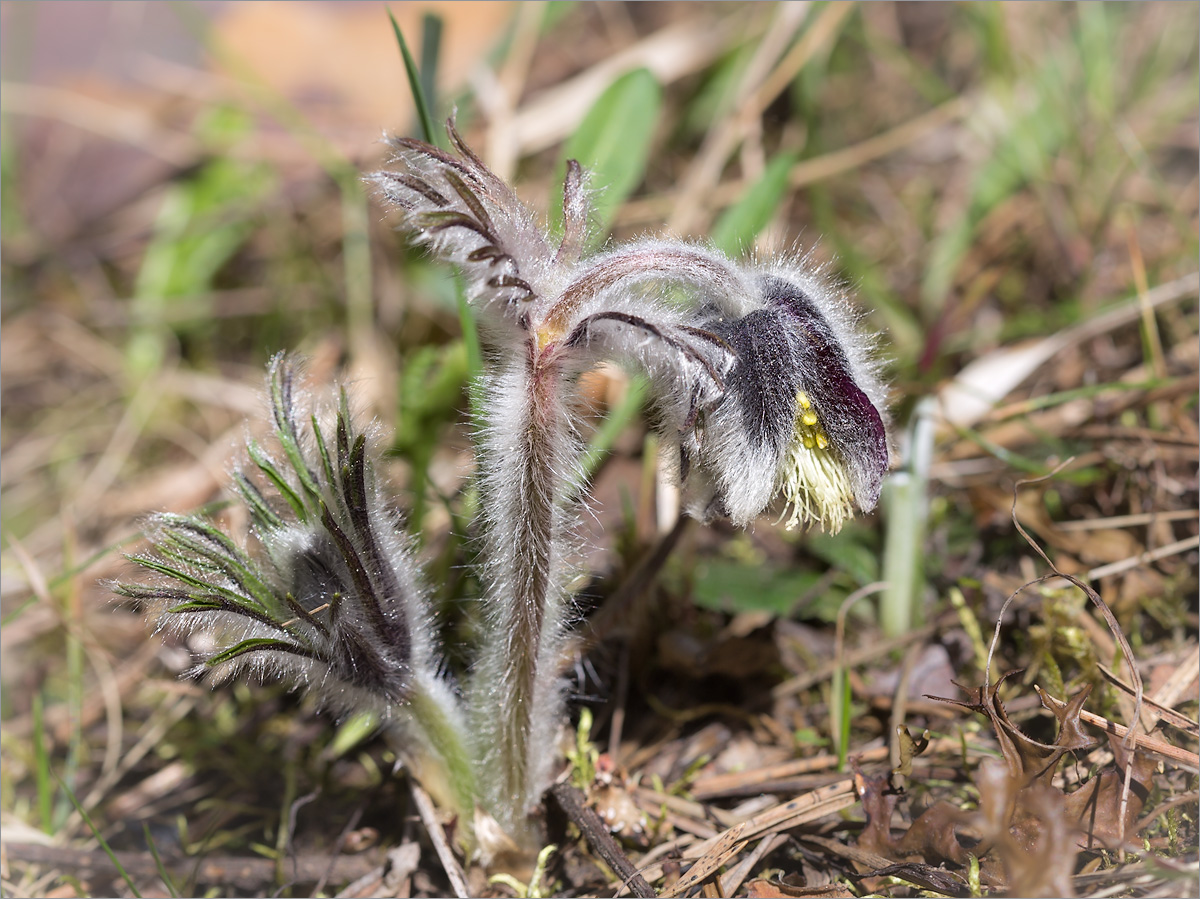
[409,781,470,899]
[547,781,656,898]
[1,841,379,894]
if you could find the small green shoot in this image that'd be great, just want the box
[488,843,558,899]
[565,707,599,790]
[880,396,935,637]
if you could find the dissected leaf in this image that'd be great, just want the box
[930,671,1097,788]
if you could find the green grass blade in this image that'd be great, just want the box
[419,13,443,127]
[142,823,180,898]
[32,691,55,833]
[57,771,143,898]
[389,9,437,144]
[710,150,799,255]
[831,665,851,770]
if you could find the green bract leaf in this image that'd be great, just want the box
[207,637,317,667]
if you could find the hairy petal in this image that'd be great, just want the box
[764,274,888,513]
[683,267,889,530]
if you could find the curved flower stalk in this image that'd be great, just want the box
[114,356,475,827]
[370,122,890,842]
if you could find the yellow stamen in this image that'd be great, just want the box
[779,391,855,532]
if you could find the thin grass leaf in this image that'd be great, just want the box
[56,772,143,898]
[831,665,851,770]
[388,9,437,145]
[32,691,54,834]
[419,13,443,129]
[142,823,180,898]
[710,150,799,255]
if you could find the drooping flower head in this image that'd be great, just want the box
[683,263,890,532]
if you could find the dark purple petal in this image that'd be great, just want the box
[759,275,889,510]
[705,307,802,457]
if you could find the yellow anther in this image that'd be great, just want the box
[801,410,819,427]
[797,391,812,410]
[815,433,829,450]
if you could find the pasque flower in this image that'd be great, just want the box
[372,126,888,531]
[114,357,476,822]
[119,121,888,855]
[684,264,889,532]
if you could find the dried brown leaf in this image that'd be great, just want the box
[930,672,1097,788]
[746,879,855,898]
